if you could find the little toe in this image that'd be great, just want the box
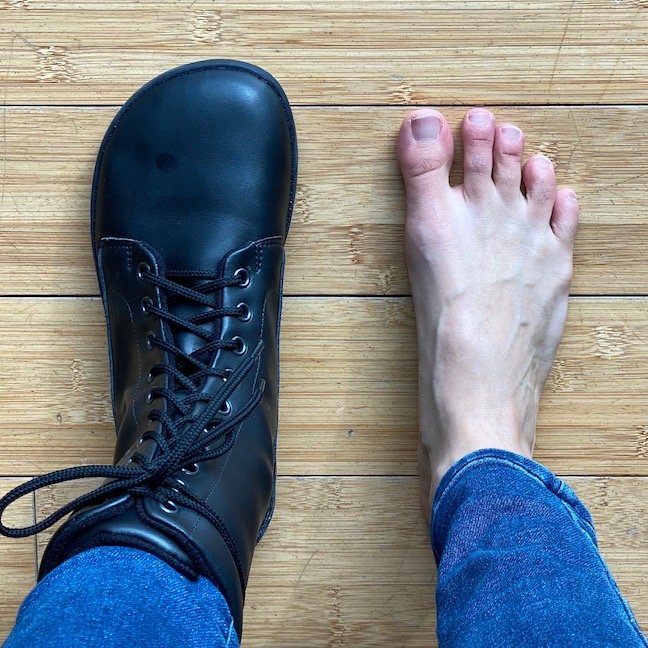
[523,154,557,222]
[396,109,454,206]
[550,187,580,244]
[461,109,496,200]
[493,123,525,197]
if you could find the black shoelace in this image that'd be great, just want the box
[0,265,264,540]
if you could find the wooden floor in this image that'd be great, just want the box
[0,1,647,645]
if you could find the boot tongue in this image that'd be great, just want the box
[167,275,222,361]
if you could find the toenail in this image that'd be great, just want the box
[536,154,554,167]
[468,110,492,128]
[501,125,521,142]
[411,114,441,142]
[567,191,578,203]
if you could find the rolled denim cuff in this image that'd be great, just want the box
[430,448,596,562]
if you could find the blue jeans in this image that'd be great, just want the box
[432,450,646,647]
[5,450,647,647]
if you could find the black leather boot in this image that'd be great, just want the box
[0,59,297,639]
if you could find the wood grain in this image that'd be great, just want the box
[20,476,646,646]
[0,296,647,476]
[1,107,647,296]
[0,2,646,104]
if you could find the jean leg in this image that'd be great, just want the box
[4,546,239,648]
[432,449,647,648]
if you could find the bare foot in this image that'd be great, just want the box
[396,109,579,520]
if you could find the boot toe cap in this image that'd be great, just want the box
[92,60,297,272]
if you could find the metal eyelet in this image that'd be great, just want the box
[175,478,185,487]
[232,336,247,356]
[138,431,153,446]
[160,500,178,514]
[181,463,200,475]
[137,261,151,279]
[222,368,233,382]
[219,400,232,415]
[145,331,155,350]
[141,296,153,315]
[145,391,154,404]
[237,302,252,322]
[234,268,250,287]
[147,370,155,383]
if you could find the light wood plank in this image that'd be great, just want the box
[0,3,646,105]
[0,297,647,476]
[0,478,36,642]
[24,476,646,646]
[1,107,647,296]
[3,0,646,7]
[2,2,646,49]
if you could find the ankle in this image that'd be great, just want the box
[427,424,535,498]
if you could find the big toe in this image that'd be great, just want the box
[396,109,454,206]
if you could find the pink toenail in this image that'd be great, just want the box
[537,154,554,166]
[501,125,521,142]
[468,110,492,127]
[568,191,578,203]
[412,114,441,142]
